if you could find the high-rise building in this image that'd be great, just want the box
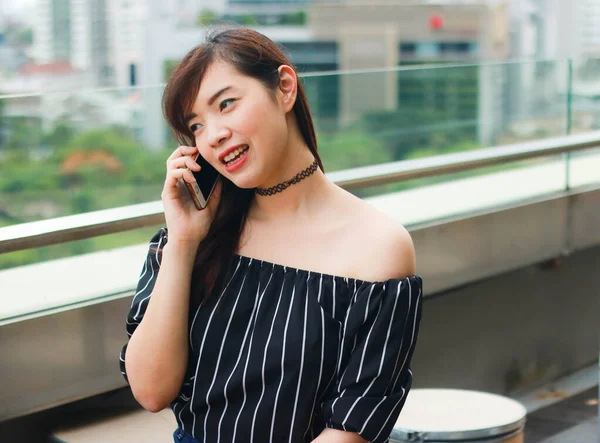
[107,0,147,87]
[32,0,113,87]
[32,0,71,63]
[309,0,510,145]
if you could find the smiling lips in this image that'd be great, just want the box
[222,145,249,165]
[221,145,249,173]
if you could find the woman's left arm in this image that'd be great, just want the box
[315,225,423,443]
[312,428,368,442]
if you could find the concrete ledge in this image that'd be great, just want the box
[50,408,176,443]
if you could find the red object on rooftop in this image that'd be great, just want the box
[18,61,79,75]
[429,14,445,30]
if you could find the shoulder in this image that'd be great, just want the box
[337,190,416,281]
[364,209,416,281]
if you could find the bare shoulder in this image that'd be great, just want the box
[336,190,416,281]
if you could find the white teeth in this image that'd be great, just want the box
[224,148,242,162]
[224,146,248,165]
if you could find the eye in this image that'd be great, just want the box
[220,98,236,111]
[190,123,203,133]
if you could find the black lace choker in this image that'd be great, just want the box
[255,159,319,196]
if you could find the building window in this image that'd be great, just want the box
[129,63,137,86]
[400,41,478,57]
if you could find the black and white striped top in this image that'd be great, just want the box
[120,228,423,443]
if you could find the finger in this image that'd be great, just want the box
[183,168,197,183]
[185,157,201,171]
[207,178,223,208]
[168,156,195,170]
[167,145,197,161]
[166,167,196,185]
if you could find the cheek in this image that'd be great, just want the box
[243,101,288,145]
[196,145,217,167]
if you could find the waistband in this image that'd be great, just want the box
[173,427,202,443]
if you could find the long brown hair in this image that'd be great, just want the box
[162,27,324,306]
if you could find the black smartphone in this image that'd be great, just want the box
[182,152,220,210]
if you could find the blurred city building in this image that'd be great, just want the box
[32,0,112,87]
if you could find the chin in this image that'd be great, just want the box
[225,174,262,191]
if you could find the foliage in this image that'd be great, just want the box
[4,26,33,45]
[195,9,306,27]
[317,130,393,172]
[361,108,478,161]
[197,9,219,26]
[0,97,485,270]
[2,116,43,153]
[237,15,259,26]
[163,60,179,82]
[280,11,306,26]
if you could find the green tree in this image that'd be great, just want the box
[237,14,259,26]
[0,99,5,148]
[4,117,43,154]
[163,60,179,82]
[281,10,306,25]
[42,120,75,149]
[197,9,218,26]
[317,130,393,172]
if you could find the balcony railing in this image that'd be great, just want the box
[1,59,600,269]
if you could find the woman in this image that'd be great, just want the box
[120,27,422,443]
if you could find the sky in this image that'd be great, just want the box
[0,0,36,25]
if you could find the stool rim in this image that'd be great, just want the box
[389,418,526,442]
[390,389,527,442]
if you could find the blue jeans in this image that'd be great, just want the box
[173,428,202,443]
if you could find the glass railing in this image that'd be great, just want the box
[1,59,599,272]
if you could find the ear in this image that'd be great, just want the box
[277,65,298,113]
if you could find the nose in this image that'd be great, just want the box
[207,120,231,148]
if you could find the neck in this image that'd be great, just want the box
[249,148,331,223]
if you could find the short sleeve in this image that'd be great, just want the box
[119,227,168,383]
[322,275,423,443]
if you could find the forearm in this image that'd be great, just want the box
[125,241,197,411]
[312,428,368,443]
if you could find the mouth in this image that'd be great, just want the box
[221,145,249,167]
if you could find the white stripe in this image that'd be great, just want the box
[125,237,162,326]
[189,256,244,351]
[217,273,271,443]
[174,398,192,434]
[392,283,421,392]
[336,285,377,392]
[172,400,181,429]
[228,273,273,442]
[131,233,165,321]
[202,273,248,441]
[128,233,162,306]
[341,282,399,426]
[179,392,191,432]
[370,386,408,442]
[356,283,393,383]
[303,294,326,439]
[189,260,242,439]
[385,280,412,392]
[336,283,357,378]
[351,283,378,361]
[288,273,310,442]
[317,274,323,303]
[249,264,284,443]
[332,278,336,319]
[269,283,296,441]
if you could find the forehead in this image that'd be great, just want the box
[196,61,246,100]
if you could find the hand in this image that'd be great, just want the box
[161,145,223,246]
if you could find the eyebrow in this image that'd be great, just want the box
[184,85,233,125]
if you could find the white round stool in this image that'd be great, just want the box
[390,389,527,442]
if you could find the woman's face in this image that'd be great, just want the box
[186,60,291,189]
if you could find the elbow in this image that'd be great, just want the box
[132,387,177,413]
